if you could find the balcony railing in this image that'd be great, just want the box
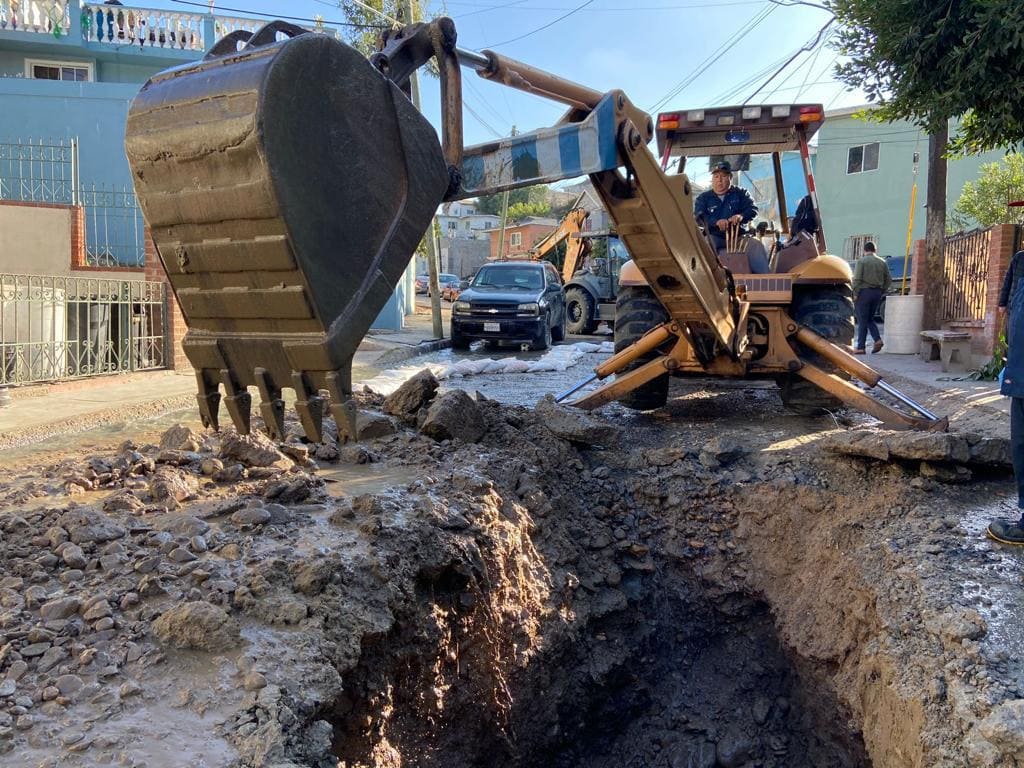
[0,1,332,51]
[0,1,70,35]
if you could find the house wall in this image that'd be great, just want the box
[1,202,73,275]
[441,238,490,278]
[815,112,1007,261]
[489,223,553,260]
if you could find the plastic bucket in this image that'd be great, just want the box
[882,294,924,354]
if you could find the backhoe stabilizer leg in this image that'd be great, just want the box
[793,325,946,429]
[571,356,675,411]
[795,361,948,431]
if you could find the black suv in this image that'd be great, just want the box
[450,261,566,350]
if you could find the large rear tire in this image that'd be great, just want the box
[779,284,855,415]
[565,287,598,335]
[614,286,670,411]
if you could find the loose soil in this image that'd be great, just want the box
[0,377,1021,768]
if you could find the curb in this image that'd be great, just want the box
[374,338,452,368]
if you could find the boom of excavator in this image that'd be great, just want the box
[124,18,945,442]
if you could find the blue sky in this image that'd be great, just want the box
[144,0,866,147]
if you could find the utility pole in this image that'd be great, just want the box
[922,121,948,332]
[496,126,517,261]
[401,0,444,339]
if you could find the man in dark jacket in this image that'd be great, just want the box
[693,161,768,272]
[988,277,1024,544]
[997,249,1024,323]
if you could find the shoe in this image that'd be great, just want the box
[986,519,1024,545]
[872,340,884,353]
[852,348,866,355]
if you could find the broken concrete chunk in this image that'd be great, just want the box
[919,461,972,484]
[56,509,126,545]
[979,700,1024,759]
[383,369,439,422]
[356,410,398,440]
[420,390,485,443]
[149,466,200,503]
[159,424,203,452]
[699,436,746,467]
[820,431,891,461]
[822,429,1007,467]
[152,601,242,651]
[219,431,291,469]
[534,395,622,446]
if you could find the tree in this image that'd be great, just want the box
[952,155,1024,231]
[828,0,1024,330]
[475,185,552,219]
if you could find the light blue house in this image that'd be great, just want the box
[0,0,411,329]
[815,106,1009,262]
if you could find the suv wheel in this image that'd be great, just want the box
[551,309,566,342]
[532,315,553,351]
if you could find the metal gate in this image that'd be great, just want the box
[942,227,991,322]
[0,273,166,385]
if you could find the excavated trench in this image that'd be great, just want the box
[322,442,876,768]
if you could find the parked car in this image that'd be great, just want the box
[441,278,466,302]
[414,274,429,294]
[431,273,461,299]
[450,261,566,350]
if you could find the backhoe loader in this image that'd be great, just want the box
[527,205,628,335]
[124,17,944,444]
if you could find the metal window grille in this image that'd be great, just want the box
[79,183,146,267]
[941,227,991,322]
[0,137,77,204]
[0,273,166,385]
[844,234,876,262]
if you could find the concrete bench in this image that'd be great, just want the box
[919,330,972,372]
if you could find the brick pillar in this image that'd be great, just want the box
[144,227,190,371]
[909,238,926,296]
[979,223,1018,356]
[69,205,86,267]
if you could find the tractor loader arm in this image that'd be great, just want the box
[125,17,943,439]
[529,204,591,283]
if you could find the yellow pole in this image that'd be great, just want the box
[901,141,921,293]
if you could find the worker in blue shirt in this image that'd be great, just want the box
[694,161,769,273]
[988,276,1024,544]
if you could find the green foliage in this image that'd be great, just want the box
[827,0,1024,152]
[951,155,1024,231]
[337,0,442,59]
[474,186,552,219]
[968,331,1007,381]
[507,201,550,220]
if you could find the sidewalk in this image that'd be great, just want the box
[0,304,449,450]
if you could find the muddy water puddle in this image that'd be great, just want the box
[317,463,416,499]
[960,495,1024,658]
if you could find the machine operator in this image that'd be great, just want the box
[694,160,770,273]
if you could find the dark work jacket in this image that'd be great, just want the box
[999,250,1024,309]
[694,187,757,249]
[1002,277,1024,397]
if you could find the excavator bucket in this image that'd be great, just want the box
[125,28,448,443]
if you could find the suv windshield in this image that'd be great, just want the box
[472,265,544,291]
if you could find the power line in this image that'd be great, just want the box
[170,0,384,28]
[448,0,767,11]
[743,17,833,104]
[464,99,505,138]
[648,2,778,112]
[486,0,596,48]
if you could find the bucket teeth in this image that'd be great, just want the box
[292,371,325,443]
[220,369,252,435]
[195,372,221,431]
[255,368,286,440]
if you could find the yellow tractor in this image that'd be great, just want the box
[124,18,944,442]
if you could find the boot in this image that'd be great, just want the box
[872,340,884,353]
[986,518,1024,545]
[852,347,866,355]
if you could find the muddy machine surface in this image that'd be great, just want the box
[125,18,943,440]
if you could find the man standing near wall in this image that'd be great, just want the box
[852,242,891,354]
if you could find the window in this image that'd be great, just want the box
[484,222,493,229]
[844,234,877,261]
[447,221,456,232]
[510,232,522,247]
[464,221,471,230]
[847,142,879,174]
[26,59,92,82]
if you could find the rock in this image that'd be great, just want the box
[60,543,87,570]
[150,467,200,503]
[534,395,623,446]
[214,463,246,482]
[966,435,1013,467]
[231,507,272,527]
[82,600,112,621]
[920,461,972,484]
[383,369,439,422]
[219,431,291,469]
[152,601,242,651]
[200,457,225,477]
[45,526,69,549]
[19,643,50,658]
[242,672,267,691]
[715,730,753,768]
[119,680,143,698]
[36,646,68,673]
[338,445,374,465]
[752,697,772,725]
[979,700,1024,758]
[54,675,83,696]
[160,424,203,452]
[421,390,485,443]
[356,410,398,440]
[0,679,15,697]
[6,661,27,681]
[39,597,81,621]
[168,548,197,564]
[925,607,987,647]
[56,509,126,545]
[157,515,210,538]
[94,617,115,632]
[103,491,146,513]
[699,436,746,467]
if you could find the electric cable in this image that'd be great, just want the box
[486,0,596,48]
[170,0,383,28]
[743,16,833,104]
